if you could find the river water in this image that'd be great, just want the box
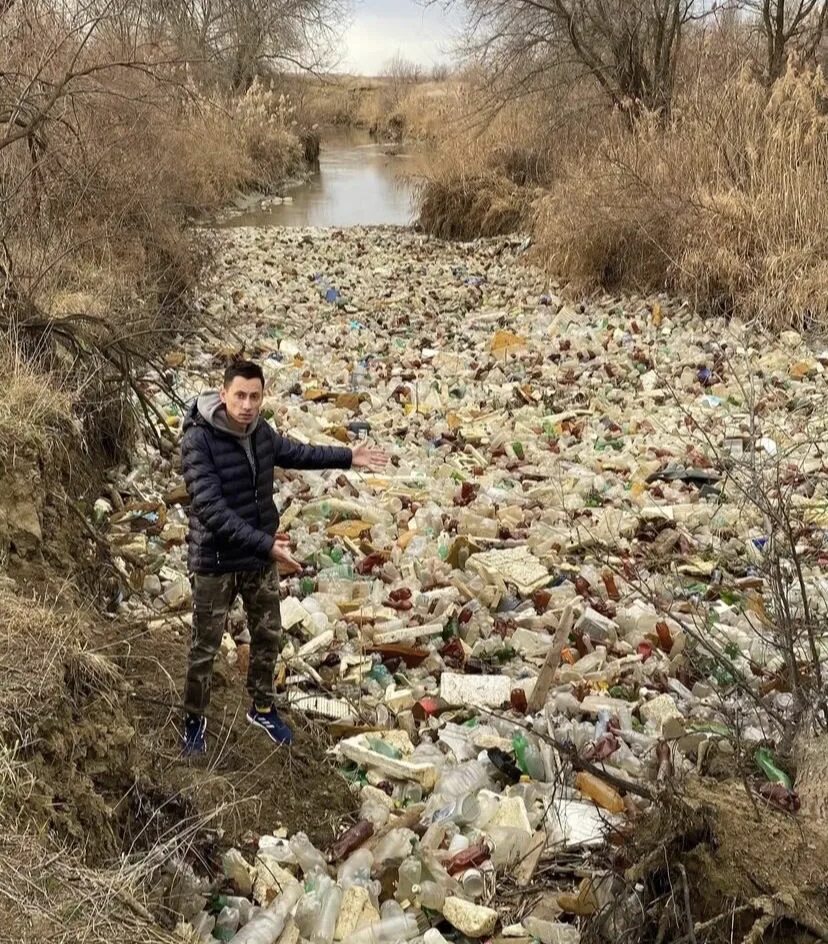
[222,129,420,229]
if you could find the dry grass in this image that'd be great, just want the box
[417,170,529,240]
[0,832,181,944]
[0,588,85,737]
[0,350,75,454]
[293,73,464,141]
[415,89,589,238]
[536,63,828,328]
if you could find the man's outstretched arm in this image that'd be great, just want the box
[269,428,388,471]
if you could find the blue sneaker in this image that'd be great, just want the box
[182,713,207,756]
[246,704,293,745]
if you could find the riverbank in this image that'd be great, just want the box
[16,223,823,942]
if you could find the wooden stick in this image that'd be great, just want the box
[515,828,547,887]
[527,603,574,714]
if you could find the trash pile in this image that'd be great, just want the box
[95,227,828,942]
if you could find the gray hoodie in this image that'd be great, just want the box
[197,390,258,473]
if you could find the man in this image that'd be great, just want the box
[180,360,387,755]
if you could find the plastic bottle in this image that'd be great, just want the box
[380,899,406,921]
[329,820,374,862]
[218,897,258,928]
[415,880,446,912]
[512,733,545,781]
[754,747,793,789]
[460,869,485,899]
[215,905,241,940]
[338,849,374,888]
[341,914,419,944]
[433,760,491,798]
[429,793,480,826]
[372,828,416,872]
[574,772,625,813]
[192,911,215,942]
[311,884,343,944]
[445,841,490,875]
[229,883,303,944]
[361,795,391,829]
[289,832,330,877]
[395,783,423,805]
[395,856,422,904]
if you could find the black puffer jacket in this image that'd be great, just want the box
[181,399,352,574]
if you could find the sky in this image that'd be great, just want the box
[339,0,464,76]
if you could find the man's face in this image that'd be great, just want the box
[220,376,264,428]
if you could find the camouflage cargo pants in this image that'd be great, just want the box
[184,568,282,715]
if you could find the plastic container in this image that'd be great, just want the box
[289,832,330,877]
[229,883,303,944]
[215,905,241,939]
[311,884,343,944]
[341,914,420,944]
[329,820,374,861]
[575,772,625,813]
[395,856,422,904]
[513,733,545,781]
[338,849,374,888]
[192,912,215,942]
[416,880,446,912]
[429,793,480,826]
[372,828,416,872]
[433,760,492,799]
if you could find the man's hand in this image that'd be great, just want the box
[269,537,302,574]
[351,444,389,470]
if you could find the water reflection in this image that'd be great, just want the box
[222,128,419,228]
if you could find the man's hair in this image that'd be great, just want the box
[224,360,265,388]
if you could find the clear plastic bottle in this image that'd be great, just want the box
[372,828,416,872]
[395,857,422,904]
[228,883,303,944]
[289,832,330,877]
[311,884,343,944]
[191,912,215,942]
[433,760,492,799]
[415,880,446,912]
[380,900,406,921]
[341,914,420,944]
[338,849,374,888]
[429,793,480,826]
[223,897,257,927]
[215,905,241,938]
[294,882,326,939]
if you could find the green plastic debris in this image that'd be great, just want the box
[754,748,792,790]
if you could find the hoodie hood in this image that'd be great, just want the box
[185,390,260,438]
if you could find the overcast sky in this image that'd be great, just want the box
[339,0,464,75]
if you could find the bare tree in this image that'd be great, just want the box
[741,0,828,80]
[438,0,714,118]
[383,52,425,84]
[141,0,345,91]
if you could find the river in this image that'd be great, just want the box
[222,128,420,229]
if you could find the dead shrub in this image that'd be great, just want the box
[417,172,529,239]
